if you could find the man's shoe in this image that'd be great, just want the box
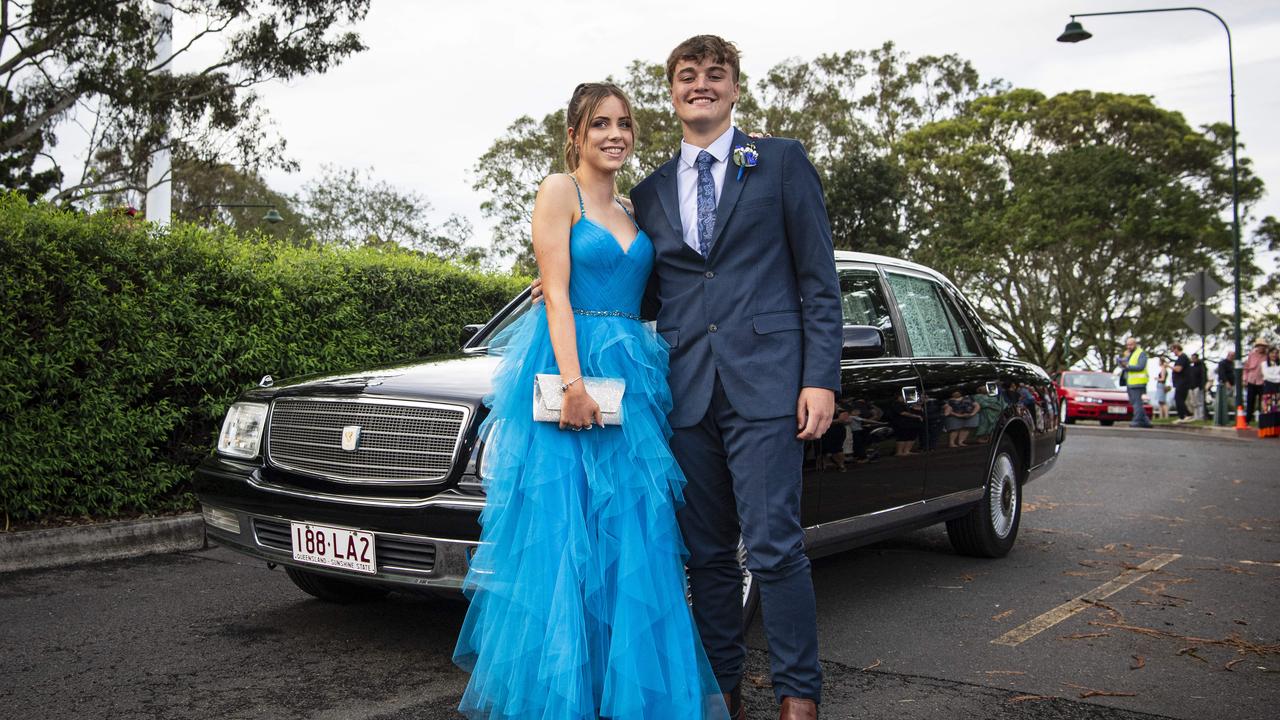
[779,696,818,720]
[722,683,746,720]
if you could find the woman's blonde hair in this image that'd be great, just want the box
[563,82,634,172]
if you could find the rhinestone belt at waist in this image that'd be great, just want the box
[573,308,642,321]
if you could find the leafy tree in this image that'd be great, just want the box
[900,89,1265,371]
[1243,215,1280,341]
[170,150,309,242]
[298,164,484,263]
[0,0,370,205]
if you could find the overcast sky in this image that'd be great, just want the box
[238,1,1279,267]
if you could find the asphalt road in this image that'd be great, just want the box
[2,427,1277,720]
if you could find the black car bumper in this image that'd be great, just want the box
[195,455,484,591]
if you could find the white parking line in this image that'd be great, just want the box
[992,553,1182,647]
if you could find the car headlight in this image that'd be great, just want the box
[1078,396,1103,404]
[217,402,269,458]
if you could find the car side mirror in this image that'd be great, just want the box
[841,325,885,360]
[460,323,484,348]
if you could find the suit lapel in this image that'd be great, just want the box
[705,128,750,259]
[655,155,683,241]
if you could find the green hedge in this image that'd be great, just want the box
[0,195,527,523]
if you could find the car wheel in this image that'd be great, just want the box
[1099,420,1115,426]
[284,566,390,603]
[946,437,1022,558]
[1064,417,1076,424]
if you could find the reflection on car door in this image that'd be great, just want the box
[884,270,997,500]
[808,265,926,526]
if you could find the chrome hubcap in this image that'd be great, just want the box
[989,454,1017,538]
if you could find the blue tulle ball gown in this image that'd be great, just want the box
[452,196,728,720]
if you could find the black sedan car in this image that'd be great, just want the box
[195,250,1063,613]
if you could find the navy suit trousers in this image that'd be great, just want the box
[671,374,822,704]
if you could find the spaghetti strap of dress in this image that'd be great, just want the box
[615,198,640,230]
[566,173,586,217]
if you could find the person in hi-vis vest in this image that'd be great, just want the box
[1116,337,1153,428]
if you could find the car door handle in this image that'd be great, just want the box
[901,386,920,403]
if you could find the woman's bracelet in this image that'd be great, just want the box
[561,375,583,392]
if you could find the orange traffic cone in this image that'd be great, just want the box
[1235,405,1248,430]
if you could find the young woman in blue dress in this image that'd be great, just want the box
[452,83,728,720]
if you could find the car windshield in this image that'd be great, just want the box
[1064,372,1119,389]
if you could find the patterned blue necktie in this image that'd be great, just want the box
[695,150,716,256]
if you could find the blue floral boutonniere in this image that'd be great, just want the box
[732,143,759,181]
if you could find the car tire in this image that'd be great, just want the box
[284,566,390,603]
[946,437,1022,558]
[1099,420,1115,426]
[1064,417,1076,424]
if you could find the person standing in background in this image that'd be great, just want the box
[1116,337,1153,429]
[1243,339,1268,423]
[1215,350,1236,426]
[1154,357,1171,420]
[1260,346,1280,439]
[1188,353,1206,421]
[1171,343,1191,422]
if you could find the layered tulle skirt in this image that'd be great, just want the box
[453,305,727,719]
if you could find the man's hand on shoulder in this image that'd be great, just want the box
[530,277,543,304]
[797,387,836,440]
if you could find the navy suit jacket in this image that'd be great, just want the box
[631,129,842,428]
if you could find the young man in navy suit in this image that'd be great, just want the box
[630,34,842,720]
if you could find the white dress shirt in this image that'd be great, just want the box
[677,125,736,253]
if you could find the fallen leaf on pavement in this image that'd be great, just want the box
[1080,690,1138,699]
[1225,658,1245,671]
[1130,655,1145,670]
[992,609,1014,621]
[1060,632,1111,640]
[1063,682,1136,699]
[746,673,769,688]
[1178,646,1209,663]
[861,659,882,672]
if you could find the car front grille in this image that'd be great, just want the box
[266,397,468,484]
[252,518,437,574]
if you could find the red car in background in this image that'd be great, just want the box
[1054,371,1154,426]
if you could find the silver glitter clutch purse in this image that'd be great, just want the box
[533,374,626,426]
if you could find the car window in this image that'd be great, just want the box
[938,289,981,357]
[885,272,960,357]
[839,268,898,356]
[472,296,531,349]
[1065,372,1118,389]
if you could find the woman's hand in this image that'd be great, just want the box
[559,384,604,431]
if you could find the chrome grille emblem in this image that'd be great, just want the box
[341,425,362,451]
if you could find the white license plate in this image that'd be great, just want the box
[290,522,377,574]
[1106,406,1128,414]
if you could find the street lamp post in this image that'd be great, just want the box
[1058,6,1244,408]
[193,203,285,225]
